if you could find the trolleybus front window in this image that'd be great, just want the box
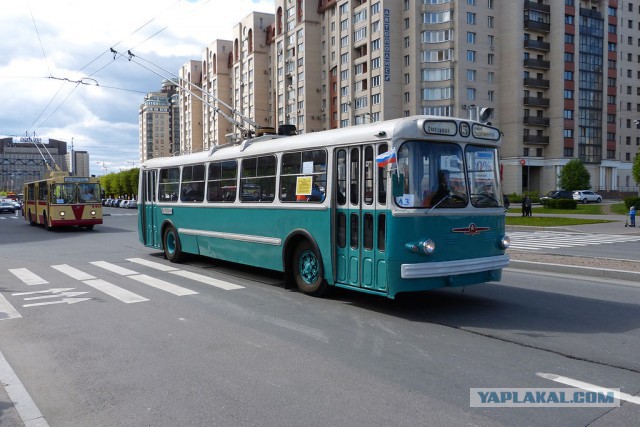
[466,145,502,208]
[395,141,467,208]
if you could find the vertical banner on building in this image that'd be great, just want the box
[384,9,391,82]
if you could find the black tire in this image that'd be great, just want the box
[596,198,602,203]
[43,212,51,231]
[28,210,36,226]
[582,198,588,204]
[163,226,184,263]
[292,240,328,297]
[85,225,94,231]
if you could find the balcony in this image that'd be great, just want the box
[524,39,550,51]
[523,135,549,145]
[524,0,550,13]
[524,19,550,33]
[523,116,550,126]
[524,96,550,107]
[524,77,550,88]
[524,58,550,69]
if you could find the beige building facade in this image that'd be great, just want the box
[139,79,179,163]
[167,0,639,197]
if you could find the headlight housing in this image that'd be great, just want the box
[500,235,510,249]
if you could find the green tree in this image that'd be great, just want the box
[558,159,590,192]
[632,153,640,189]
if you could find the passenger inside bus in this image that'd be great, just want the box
[428,169,451,206]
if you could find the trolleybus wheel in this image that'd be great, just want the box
[163,225,184,263]
[28,210,36,226]
[85,225,94,231]
[292,240,328,296]
[43,212,51,231]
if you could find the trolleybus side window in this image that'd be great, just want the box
[159,167,180,202]
[180,164,205,203]
[377,144,388,205]
[38,183,47,201]
[349,148,359,205]
[279,149,327,203]
[364,146,374,205]
[207,160,238,202]
[336,150,347,206]
[240,155,276,202]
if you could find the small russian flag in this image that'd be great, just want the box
[376,148,397,167]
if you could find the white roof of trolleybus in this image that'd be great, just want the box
[141,115,501,169]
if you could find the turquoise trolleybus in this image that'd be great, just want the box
[138,116,510,298]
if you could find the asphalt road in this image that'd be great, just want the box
[0,209,639,426]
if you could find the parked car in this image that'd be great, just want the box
[125,199,138,209]
[573,190,602,203]
[0,201,16,214]
[540,190,573,202]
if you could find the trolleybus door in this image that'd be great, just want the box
[335,145,387,293]
[141,169,158,246]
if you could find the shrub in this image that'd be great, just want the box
[624,196,640,209]
[543,198,578,209]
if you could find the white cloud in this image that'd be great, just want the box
[0,0,274,176]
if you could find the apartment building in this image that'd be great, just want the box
[139,79,179,163]
[178,61,203,155]
[168,0,639,196]
[202,40,234,151]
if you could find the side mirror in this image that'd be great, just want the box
[392,173,404,198]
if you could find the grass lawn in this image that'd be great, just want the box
[505,202,625,226]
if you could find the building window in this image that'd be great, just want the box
[467,12,476,25]
[467,50,476,62]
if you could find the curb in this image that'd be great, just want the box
[507,259,640,282]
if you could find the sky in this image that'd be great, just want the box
[0,0,274,176]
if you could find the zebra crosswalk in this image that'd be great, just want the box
[2,257,247,318]
[507,231,640,251]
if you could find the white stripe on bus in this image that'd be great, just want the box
[179,228,282,246]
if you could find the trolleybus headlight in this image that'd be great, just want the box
[422,239,435,255]
[60,211,65,217]
[90,210,96,215]
[500,235,511,249]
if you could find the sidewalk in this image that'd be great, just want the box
[506,209,640,281]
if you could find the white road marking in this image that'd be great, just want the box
[23,297,93,308]
[127,258,179,272]
[537,372,640,406]
[51,264,96,281]
[12,288,74,296]
[82,279,148,303]
[170,270,244,290]
[509,231,640,251]
[0,350,50,426]
[90,261,138,276]
[8,268,48,286]
[129,274,198,296]
[0,294,21,321]
[91,261,197,296]
[23,291,89,301]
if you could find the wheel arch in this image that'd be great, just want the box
[160,219,178,252]
[282,229,324,290]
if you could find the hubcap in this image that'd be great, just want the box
[299,249,319,284]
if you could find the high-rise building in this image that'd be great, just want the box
[139,79,179,163]
[170,0,638,197]
[179,61,204,155]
